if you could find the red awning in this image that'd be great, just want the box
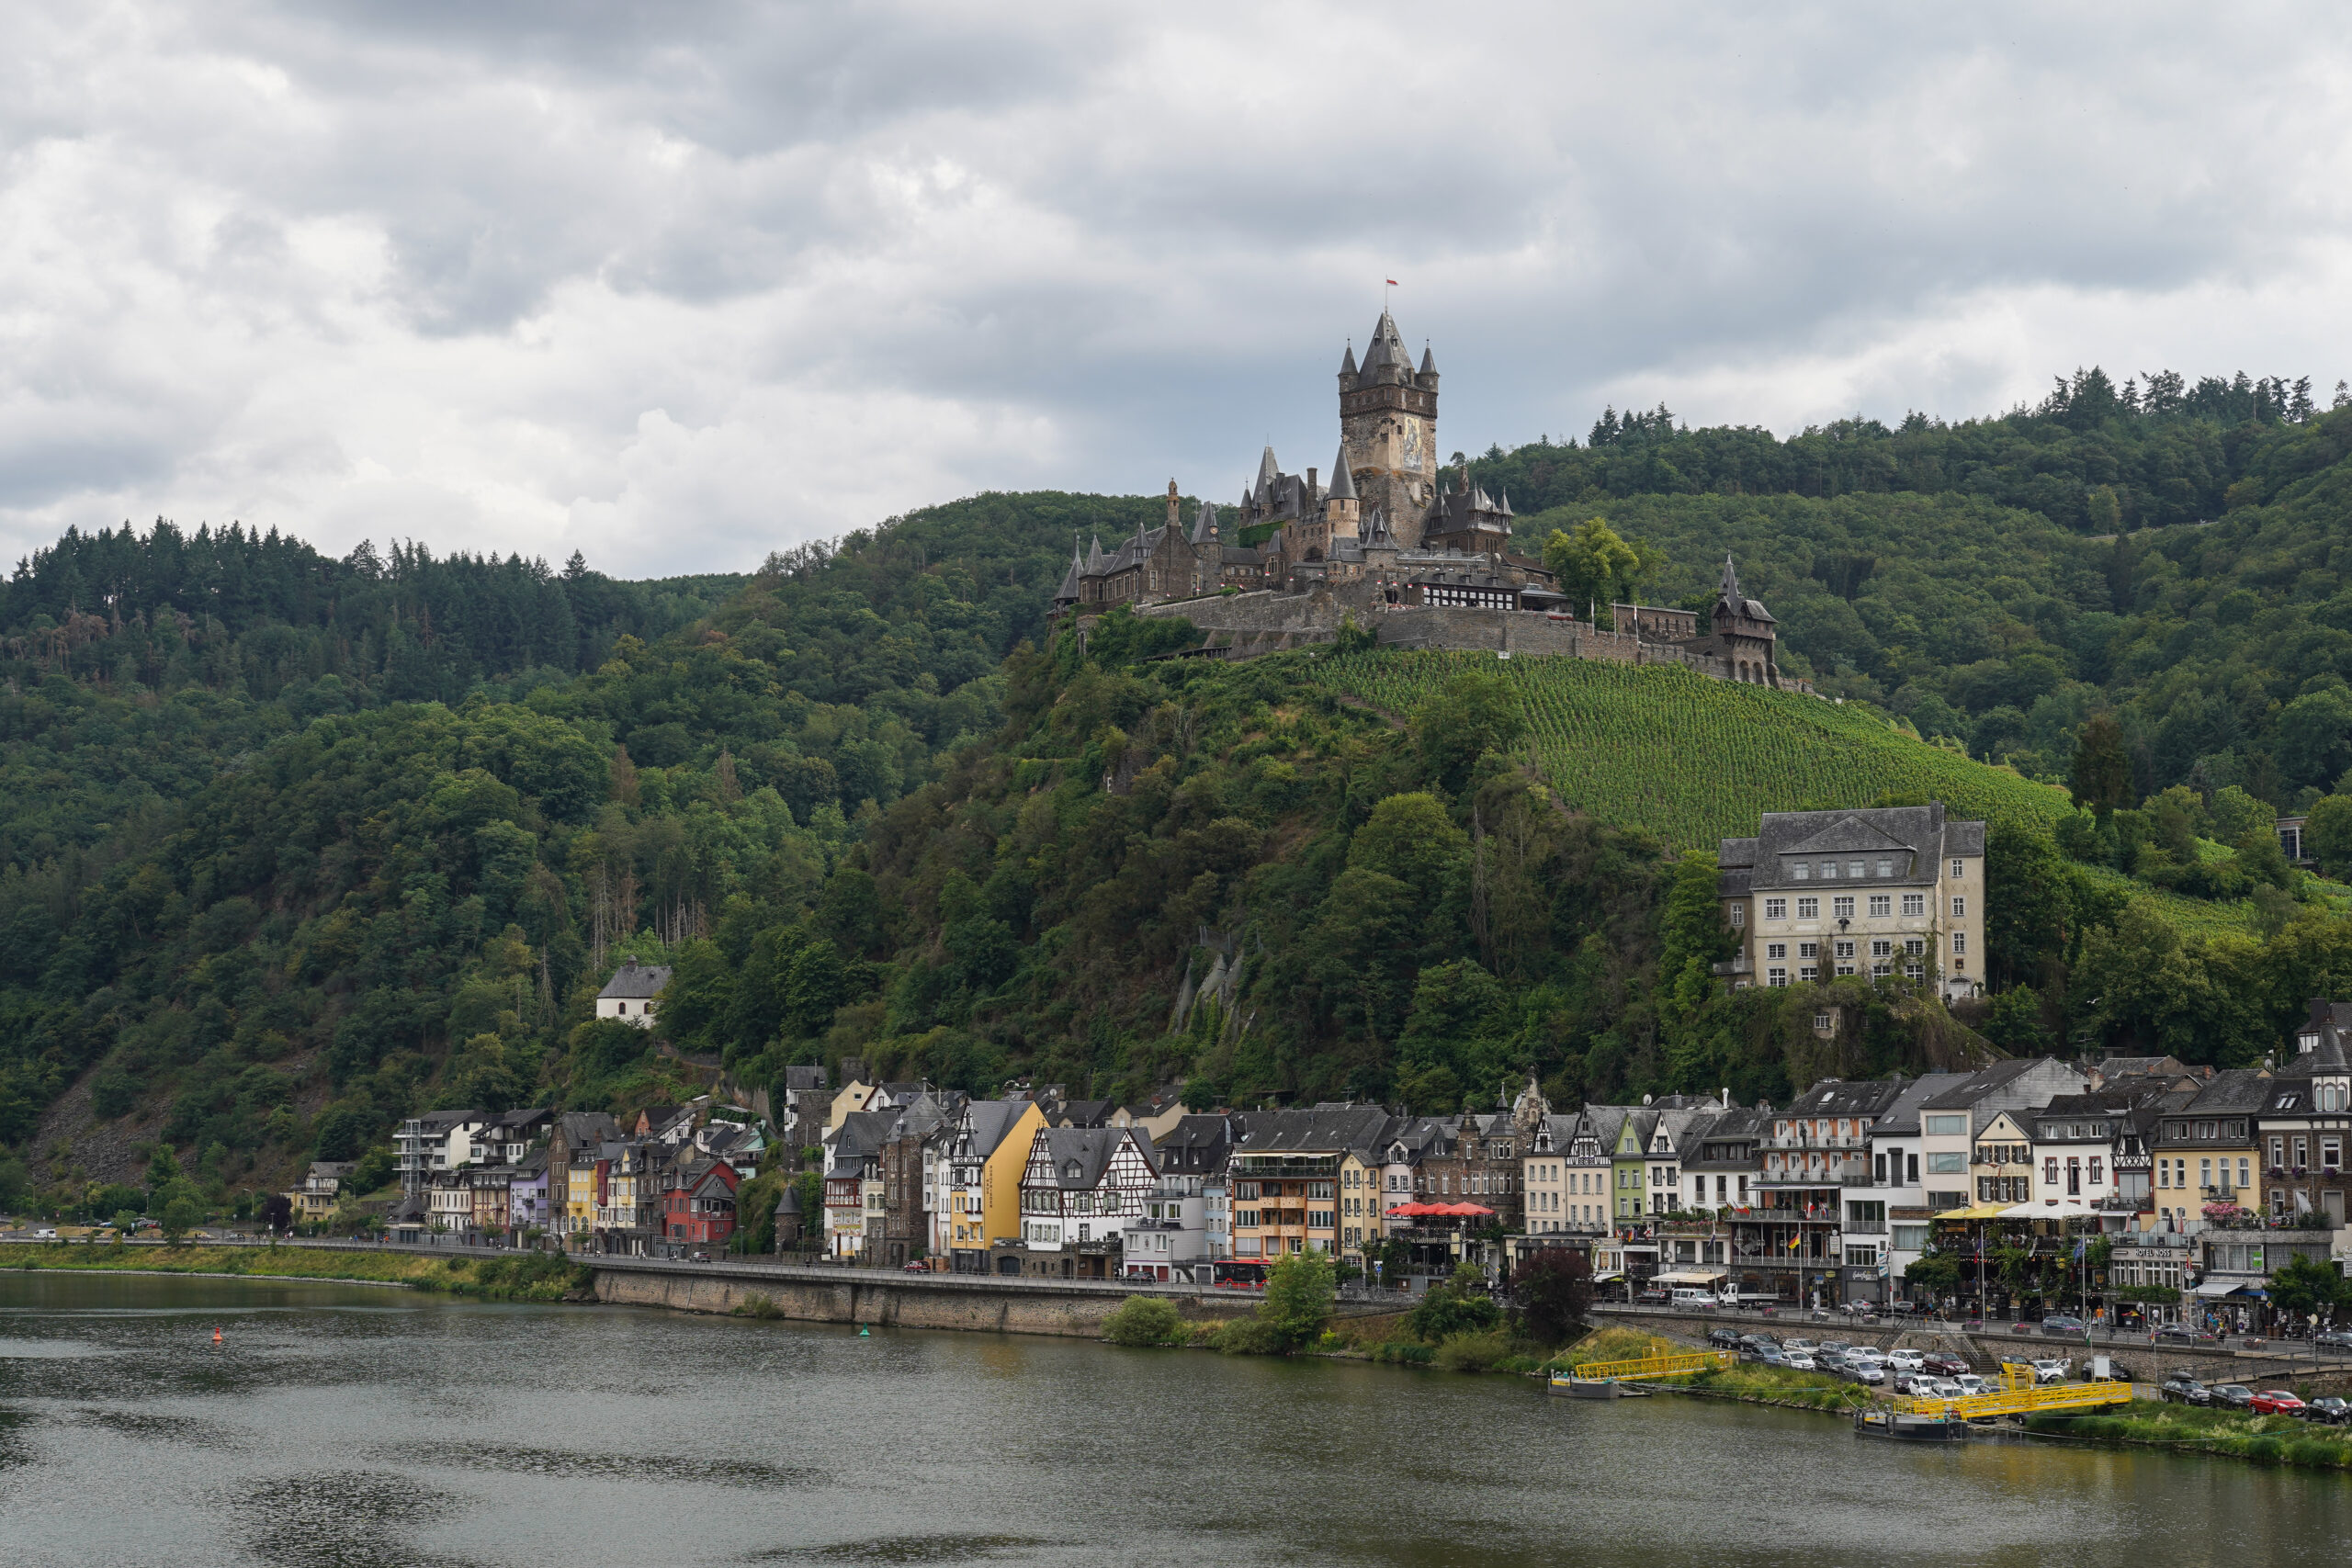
[1383,1201,1496,1218]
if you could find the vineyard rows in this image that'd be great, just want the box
[1317,650,2072,851]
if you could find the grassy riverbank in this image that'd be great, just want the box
[0,1244,592,1302]
[2027,1402,2352,1471]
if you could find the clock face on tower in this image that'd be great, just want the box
[1402,420,1424,472]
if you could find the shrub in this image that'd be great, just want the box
[1370,1341,1436,1365]
[1102,1295,1185,1348]
[733,1293,786,1320]
[1260,1251,1337,1349]
[1432,1329,1514,1372]
[1210,1317,1284,1356]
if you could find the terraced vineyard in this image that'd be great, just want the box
[1317,649,2073,851]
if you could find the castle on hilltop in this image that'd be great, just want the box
[1057,312,1806,692]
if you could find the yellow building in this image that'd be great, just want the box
[1340,1151,1383,1260]
[945,1099,1047,1272]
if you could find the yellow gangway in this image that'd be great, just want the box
[1895,1363,2131,1421]
[1552,1349,1736,1384]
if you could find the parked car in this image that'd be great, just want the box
[2154,1324,2218,1345]
[1782,1337,1820,1353]
[2250,1390,2307,1416]
[1926,1378,1967,1401]
[1635,1288,1670,1305]
[2210,1383,2256,1410]
[1885,1348,1926,1371]
[2039,1314,2087,1337]
[2030,1358,2069,1385]
[1922,1353,1970,1377]
[1758,1348,1791,1367]
[1781,1352,1817,1371]
[1952,1372,1987,1397]
[2305,1395,2352,1425]
[1846,1361,1887,1385]
[32,1228,56,1239]
[2160,1376,2211,1405]
[2314,1329,2352,1350]
[1708,1327,1743,1348]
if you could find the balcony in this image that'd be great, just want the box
[1842,1220,1888,1235]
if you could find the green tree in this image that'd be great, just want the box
[1510,1248,1591,1346]
[1542,517,1649,622]
[1979,986,2052,1053]
[2269,1253,2346,1321]
[1407,1260,1500,1341]
[1348,793,1468,902]
[1258,1249,1336,1349]
[2306,794,2352,880]
[1984,823,2068,990]
[2068,715,2132,816]
[1413,673,1525,797]
[162,1194,199,1244]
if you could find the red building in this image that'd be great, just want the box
[662,1159,741,1247]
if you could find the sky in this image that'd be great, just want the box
[5,3,2350,577]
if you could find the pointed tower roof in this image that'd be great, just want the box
[1086,535,1105,573]
[1191,501,1217,546]
[1419,343,1437,375]
[1498,488,1512,517]
[1340,341,1358,376]
[1326,445,1356,502]
[1054,534,1082,602]
[1362,311,1409,378]
[1719,552,1742,602]
[1256,445,1281,491]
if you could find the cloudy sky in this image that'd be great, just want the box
[5,4,2348,576]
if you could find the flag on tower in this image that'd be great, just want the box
[1386,278,1397,286]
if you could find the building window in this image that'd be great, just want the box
[1868,896,1891,918]
[1798,965,1819,983]
[1764,897,1787,919]
[1796,897,1819,919]
[1951,932,1966,955]
[1951,896,1967,919]
[1766,942,1786,961]
[1792,863,1810,881]
[1832,897,1855,919]
[1729,904,1746,928]
[1950,859,1963,880]
[1820,862,1838,880]
[1902,893,1925,917]
[1768,967,1787,987]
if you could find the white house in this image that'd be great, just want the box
[596,958,672,1026]
[1121,1181,1210,1281]
[1018,1126,1159,1253]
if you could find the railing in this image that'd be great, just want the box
[1842,1220,1888,1235]
[1563,1349,1736,1382]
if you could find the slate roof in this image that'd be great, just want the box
[955,1100,1029,1162]
[1057,1099,1116,1128]
[1871,1073,1973,1134]
[783,1066,831,1094]
[1235,1104,1396,1156]
[2184,1067,2276,1115]
[599,961,672,1001]
[1780,1077,1909,1121]
[1325,444,1356,501]
[1718,800,1984,897]
[1032,1126,1139,1189]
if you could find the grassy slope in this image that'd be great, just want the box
[1318,650,2072,848]
[1315,649,2283,938]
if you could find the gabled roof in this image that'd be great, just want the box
[1779,1077,1908,1120]
[1234,1104,1396,1156]
[783,1066,830,1092]
[1871,1073,1973,1134]
[599,961,672,1000]
[2184,1067,2274,1115]
[1030,1125,1144,1190]
[1781,817,1917,858]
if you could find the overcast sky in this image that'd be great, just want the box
[5,4,2349,576]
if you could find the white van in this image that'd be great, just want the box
[1668,1288,1716,1309]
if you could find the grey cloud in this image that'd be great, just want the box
[1,3,2347,568]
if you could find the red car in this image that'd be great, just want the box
[2250,1390,2307,1416]
[1922,1354,1970,1377]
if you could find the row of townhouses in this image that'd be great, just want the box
[340,1099,764,1254]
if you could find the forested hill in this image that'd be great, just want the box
[12,368,2352,1225]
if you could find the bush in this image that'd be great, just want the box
[1260,1251,1336,1349]
[1210,1317,1284,1356]
[1370,1340,1436,1365]
[1432,1329,1514,1372]
[1102,1295,1185,1348]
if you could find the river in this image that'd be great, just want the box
[2,1271,2347,1566]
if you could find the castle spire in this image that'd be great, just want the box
[1340,341,1358,376]
[1326,444,1356,502]
[1054,533,1082,603]
[1719,552,1742,603]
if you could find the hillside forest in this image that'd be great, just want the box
[10,374,2352,1222]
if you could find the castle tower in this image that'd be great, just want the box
[1323,441,1359,542]
[1339,314,1440,547]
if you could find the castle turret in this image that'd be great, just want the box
[1053,534,1082,606]
[1340,311,1438,546]
[1323,440,1359,541]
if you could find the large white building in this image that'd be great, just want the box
[1716,802,1985,1002]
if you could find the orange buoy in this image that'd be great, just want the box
[212,1326,223,1345]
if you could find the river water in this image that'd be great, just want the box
[2,1272,2347,1567]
